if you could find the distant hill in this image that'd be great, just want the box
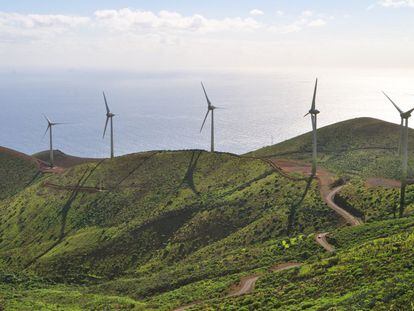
[249,117,409,179]
[0,146,40,199]
[33,149,101,168]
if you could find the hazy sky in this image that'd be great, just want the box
[0,0,413,71]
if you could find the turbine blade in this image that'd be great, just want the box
[43,124,50,138]
[304,112,310,117]
[382,91,403,113]
[43,114,52,125]
[200,110,210,132]
[103,92,110,114]
[201,82,212,108]
[103,117,109,138]
[406,107,414,115]
[311,78,318,110]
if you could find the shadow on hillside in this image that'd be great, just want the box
[24,160,105,269]
[287,176,314,236]
[179,150,202,195]
[107,151,160,192]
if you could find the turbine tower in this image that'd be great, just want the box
[200,82,218,152]
[102,92,115,159]
[383,92,414,217]
[304,78,320,176]
[383,92,406,156]
[43,115,63,167]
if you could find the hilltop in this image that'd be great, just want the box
[250,117,409,179]
[0,117,413,310]
[33,149,100,168]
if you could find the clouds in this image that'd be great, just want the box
[0,8,332,70]
[379,0,414,7]
[249,9,264,16]
[94,8,261,34]
[308,19,327,27]
[0,8,329,40]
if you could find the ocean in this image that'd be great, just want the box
[1,67,413,158]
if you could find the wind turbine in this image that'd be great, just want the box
[383,92,406,156]
[102,92,115,159]
[383,92,414,217]
[43,115,63,167]
[304,78,320,176]
[200,82,219,152]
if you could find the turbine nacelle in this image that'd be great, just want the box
[383,91,414,120]
[401,111,414,120]
[308,109,320,115]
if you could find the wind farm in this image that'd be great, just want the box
[1,1,414,310]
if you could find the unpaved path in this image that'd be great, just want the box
[267,158,362,253]
[172,263,302,311]
[325,186,362,226]
[315,233,335,252]
[366,177,400,188]
[227,275,260,297]
[42,182,104,193]
[172,158,361,311]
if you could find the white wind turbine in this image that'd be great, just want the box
[383,92,414,217]
[304,78,320,176]
[200,82,220,152]
[43,115,64,167]
[102,92,115,159]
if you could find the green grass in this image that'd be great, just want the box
[192,216,414,310]
[0,147,39,200]
[249,117,414,180]
[2,117,414,310]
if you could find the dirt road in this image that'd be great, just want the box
[315,233,335,252]
[325,186,363,226]
[172,158,362,311]
[42,182,104,193]
[173,263,302,311]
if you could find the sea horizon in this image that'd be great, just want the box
[1,67,413,158]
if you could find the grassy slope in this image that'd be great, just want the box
[0,147,40,200]
[251,117,414,220]
[32,150,99,168]
[193,216,414,310]
[2,117,414,310]
[249,117,413,179]
[0,149,339,309]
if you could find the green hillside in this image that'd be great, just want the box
[1,118,414,310]
[249,117,410,179]
[0,147,40,200]
[33,150,99,168]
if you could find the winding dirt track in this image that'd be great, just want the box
[173,158,363,311]
[325,186,362,227]
[172,263,302,311]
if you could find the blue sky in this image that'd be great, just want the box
[0,0,413,70]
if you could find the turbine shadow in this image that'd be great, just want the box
[179,150,202,196]
[24,159,105,269]
[286,175,314,236]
